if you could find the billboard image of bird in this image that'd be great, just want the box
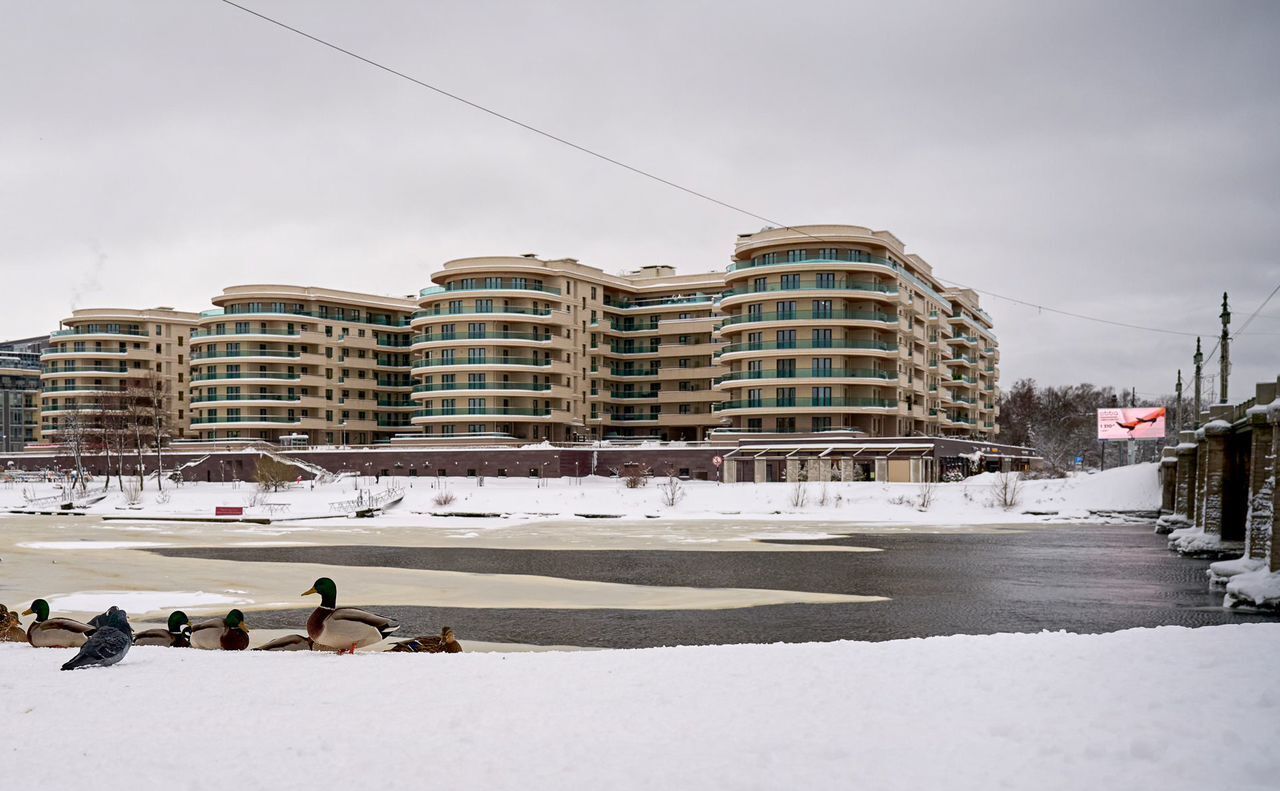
[1097,407,1167,440]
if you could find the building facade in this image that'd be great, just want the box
[38,308,198,442]
[187,285,418,445]
[0,336,46,452]
[714,225,999,438]
[25,225,999,447]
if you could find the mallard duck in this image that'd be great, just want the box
[190,609,250,651]
[388,626,463,654]
[133,611,192,647]
[2,610,27,643]
[253,634,315,651]
[303,577,399,653]
[22,599,95,648]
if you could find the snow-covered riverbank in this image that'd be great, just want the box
[3,623,1275,791]
[0,463,1161,525]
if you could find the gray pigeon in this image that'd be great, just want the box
[61,607,133,671]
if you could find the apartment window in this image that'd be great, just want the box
[753,277,767,292]
[775,301,796,320]
[811,300,833,319]
[812,328,832,348]
[816,272,836,288]
[747,388,763,408]
[777,359,796,378]
[786,250,806,263]
[811,387,833,406]
[775,329,796,349]
[813,358,833,377]
[776,387,796,406]
[475,299,493,313]
[780,273,800,290]
[812,416,832,432]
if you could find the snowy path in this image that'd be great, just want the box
[3,624,1276,790]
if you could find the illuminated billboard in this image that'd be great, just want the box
[1097,407,1167,440]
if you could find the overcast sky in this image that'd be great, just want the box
[2,0,1276,398]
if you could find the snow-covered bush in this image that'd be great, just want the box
[433,489,457,507]
[917,479,936,511]
[789,483,809,508]
[122,479,143,506]
[942,470,965,483]
[658,472,685,507]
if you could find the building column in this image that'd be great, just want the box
[785,458,801,483]
[753,458,766,484]
[722,458,737,484]
[816,458,832,483]
[804,458,820,483]
[1195,429,1209,529]
[839,457,853,482]
[1270,400,1280,573]
[1200,419,1232,537]
[874,458,888,482]
[1246,405,1274,560]
[1159,448,1177,514]
[910,457,924,483]
[1174,431,1197,521]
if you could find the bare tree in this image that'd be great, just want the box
[53,405,91,495]
[988,471,1023,510]
[142,371,172,491]
[658,468,685,507]
[255,456,295,492]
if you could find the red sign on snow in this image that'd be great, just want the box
[215,506,244,516]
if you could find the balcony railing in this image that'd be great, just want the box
[50,328,148,337]
[412,331,552,344]
[717,397,896,410]
[722,281,898,297]
[421,281,562,297]
[191,372,301,382]
[190,394,301,403]
[41,366,129,374]
[191,350,301,360]
[717,368,893,383]
[717,339,896,355]
[604,295,714,310]
[190,416,302,425]
[412,407,552,418]
[411,357,552,369]
[412,382,552,393]
[190,328,301,339]
[719,310,897,327]
[412,306,553,319]
[201,308,410,327]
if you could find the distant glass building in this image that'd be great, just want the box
[0,335,47,452]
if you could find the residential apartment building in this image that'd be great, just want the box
[188,285,417,445]
[38,308,198,442]
[411,257,722,442]
[22,225,999,448]
[714,225,1000,438]
[0,336,46,452]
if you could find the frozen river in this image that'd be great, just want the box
[3,513,1274,649]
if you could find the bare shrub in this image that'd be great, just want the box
[988,472,1023,510]
[432,489,457,508]
[916,479,936,511]
[789,482,809,509]
[154,490,172,505]
[256,457,295,492]
[657,470,685,507]
[622,465,651,489]
[816,484,830,507]
[888,494,912,506]
[122,479,143,505]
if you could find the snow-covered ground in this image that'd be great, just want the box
[2,624,1276,791]
[0,462,1161,525]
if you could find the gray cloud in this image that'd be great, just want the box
[1,0,1276,396]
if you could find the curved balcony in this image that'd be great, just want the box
[40,367,131,378]
[603,295,716,313]
[409,357,563,377]
[727,252,898,275]
[719,282,898,308]
[41,350,130,359]
[201,308,410,329]
[190,350,303,363]
[190,328,302,342]
[190,394,303,406]
[411,382,555,396]
[716,339,897,359]
[190,416,303,427]
[420,282,563,299]
[49,328,148,340]
[716,397,897,413]
[190,372,302,384]
[40,385,129,395]
[410,331,560,349]
[717,368,896,385]
[410,406,553,423]
[718,310,898,330]
[410,306,560,326]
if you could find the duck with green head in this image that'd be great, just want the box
[133,611,192,647]
[22,599,95,648]
[303,577,399,653]
[190,609,250,651]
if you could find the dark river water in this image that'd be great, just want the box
[152,523,1277,648]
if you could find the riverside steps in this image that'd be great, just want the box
[1159,377,1279,571]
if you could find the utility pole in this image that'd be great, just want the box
[1193,337,1203,427]
[1219,292,1231,404]
[1174,369,1183,430]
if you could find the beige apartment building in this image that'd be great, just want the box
[411,256,722,442]
[187,285,417,445]
[715,225,1000,438]
[38,307,199,442]
[26,225,999,447]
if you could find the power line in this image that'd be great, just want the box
[216,0,1228,341]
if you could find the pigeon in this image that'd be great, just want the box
[61,607,133,671]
